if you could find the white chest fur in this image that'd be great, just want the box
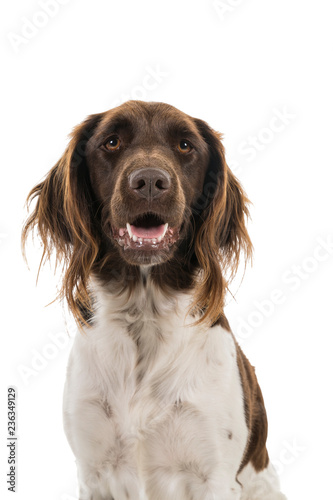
[63,282,248,500]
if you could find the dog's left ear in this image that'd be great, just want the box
[192,119,253,327]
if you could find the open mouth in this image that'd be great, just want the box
[112,213,180,251]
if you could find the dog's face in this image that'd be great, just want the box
[85,101,210,266]
[23,100,252,326]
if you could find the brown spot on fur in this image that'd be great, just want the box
[102,400,112,418]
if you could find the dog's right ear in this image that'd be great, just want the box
[22,112,103,320]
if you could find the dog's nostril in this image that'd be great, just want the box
[156,179,167,190]
[132,178,146,190]
[128,168,171,199]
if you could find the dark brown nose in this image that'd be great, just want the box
[128,168,171,200]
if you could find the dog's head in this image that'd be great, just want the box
[22,101,252,326]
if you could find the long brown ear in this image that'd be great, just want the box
[22,113,103,324]
[192,119,253,327]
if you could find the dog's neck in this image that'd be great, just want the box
[91,270,193,326]
[90,267,230,333]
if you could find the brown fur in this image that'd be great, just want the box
[235,339,269,473]
[22,101,252,327]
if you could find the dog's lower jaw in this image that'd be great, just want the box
[112,226,181,267]
[119,248,175,267]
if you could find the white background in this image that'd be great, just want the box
[1,0,333,498]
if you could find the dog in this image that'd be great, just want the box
[22,101,287,499]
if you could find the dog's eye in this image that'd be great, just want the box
[104,136,121,151]
[177,140,193,154]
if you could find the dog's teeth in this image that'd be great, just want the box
[126,223,133,239]
[123,222,169,245]
[162,223,168,238]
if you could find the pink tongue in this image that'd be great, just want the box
[130,224,166,239]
